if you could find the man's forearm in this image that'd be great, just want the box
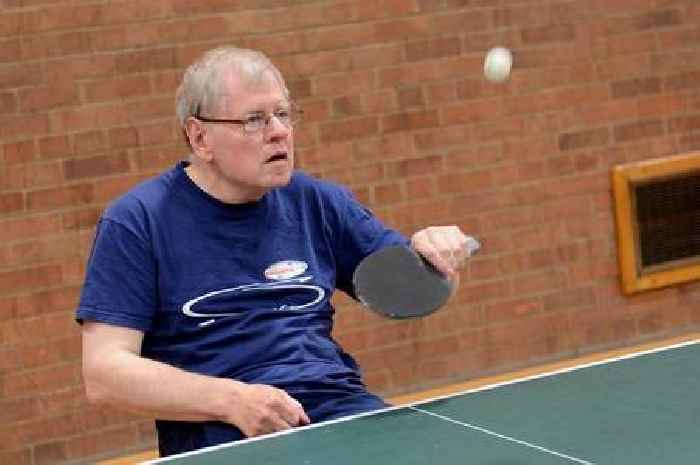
[83,347,238,422]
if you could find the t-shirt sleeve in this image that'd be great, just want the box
[333,188,408,297]
[76,216,157,332]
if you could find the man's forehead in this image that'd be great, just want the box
[217,69,287,109]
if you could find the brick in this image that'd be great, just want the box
[73,130,108,154]
[0,397,40,423]
[374,16,431,42]
[513,270,568,295]
[108,126,139,149]
[132,147,180,174]
[82,75,152,103]
[124,97,174,124]
[0,37,21,63]
[288,79,312,100]
[61,207,101,231]
[405,176,438,199]
[101,0,170,23]
[3,360,78,397]
[373,183,403,204]
[522,24,576,44]
[441,99,504,125]
[387,155,443,178]
[0,90,18,115]
[543,287,597,312]
[363,91,397,115]
[668,115,700,133]
[679,133,700,152]
[0,12,22,38]
[22,31,92,60]
[481,206,540,233]
[459,279,512,304]
[439,171,494,194]
[20,84,79,112]
[8,287,78,321]
[91,174,143,203]
[115,48,177,74]
[21,336,81,369]
[658,27,700,49]
[245,31,304,56]
[319,117,379,143]
[505,93,558,116]
[354,134,413,164]
[350,44,405,71]
[0,449,30,465]
[638,95,686,118]
[428,81,457,104]
[485,298,543,322]
[611,77,661,99]
[35,442,68,465]
[0,264,62,295]
[0,214,62,242]
[66,426,140,461]
[51,104,129,133]
[379,62,437,88]
[331,96,363,118]
[397,87,425,109]
[628,9,682,31]
[559,128,609,151]
[432,9,491,34]
[22,4,104,33]
[493,5,540,28]
[607,31,657,56]
[382,110,439,133]
[0,114,49,139]
[44,55,117,82]
[614,119,665,142]
[7,233,81,267]
[664,71,700,92]
[596,54,652,81]
[0,192,24,215]
[575,100,639,126]
[314,70,376,99]
[38,135,73,160]
[26,184,94,212]
[138,121,178,146]
[404,37,461,62]
[2,140,35,164]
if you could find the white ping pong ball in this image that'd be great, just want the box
[484,47,513,83]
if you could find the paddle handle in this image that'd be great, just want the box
[464,235,481,257]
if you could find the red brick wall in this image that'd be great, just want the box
[2,1,699,463]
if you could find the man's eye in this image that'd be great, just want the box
[246,115,265,124]
[275,109,290,118]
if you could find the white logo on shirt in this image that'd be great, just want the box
[181,275,325,327]
[264,260,308,280]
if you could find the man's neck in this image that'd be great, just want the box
[184,162,264,204]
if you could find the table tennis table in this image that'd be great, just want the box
[144,338,700,465]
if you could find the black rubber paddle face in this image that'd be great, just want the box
[352,246,452,319]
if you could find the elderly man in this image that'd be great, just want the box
[77,46,472,457]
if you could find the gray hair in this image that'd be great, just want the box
[175,46,289,128]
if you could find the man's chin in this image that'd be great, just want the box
[263,168,293,188]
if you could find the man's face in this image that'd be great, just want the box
[201,68,295,202]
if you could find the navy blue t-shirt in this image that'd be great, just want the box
[76,161,407,454]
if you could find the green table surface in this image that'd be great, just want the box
[147,339,700,465]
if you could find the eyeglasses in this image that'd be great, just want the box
[194,105,303,135]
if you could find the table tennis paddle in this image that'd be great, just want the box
[352,236,481,319]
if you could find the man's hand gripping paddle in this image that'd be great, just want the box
[352,236,481,319]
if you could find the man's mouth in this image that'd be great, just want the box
[265,151,289,163]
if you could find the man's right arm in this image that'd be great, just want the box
[81,322,310,437]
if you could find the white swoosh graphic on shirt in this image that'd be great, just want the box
[181,276,325,318]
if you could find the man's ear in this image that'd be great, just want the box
[184,117,213,162]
